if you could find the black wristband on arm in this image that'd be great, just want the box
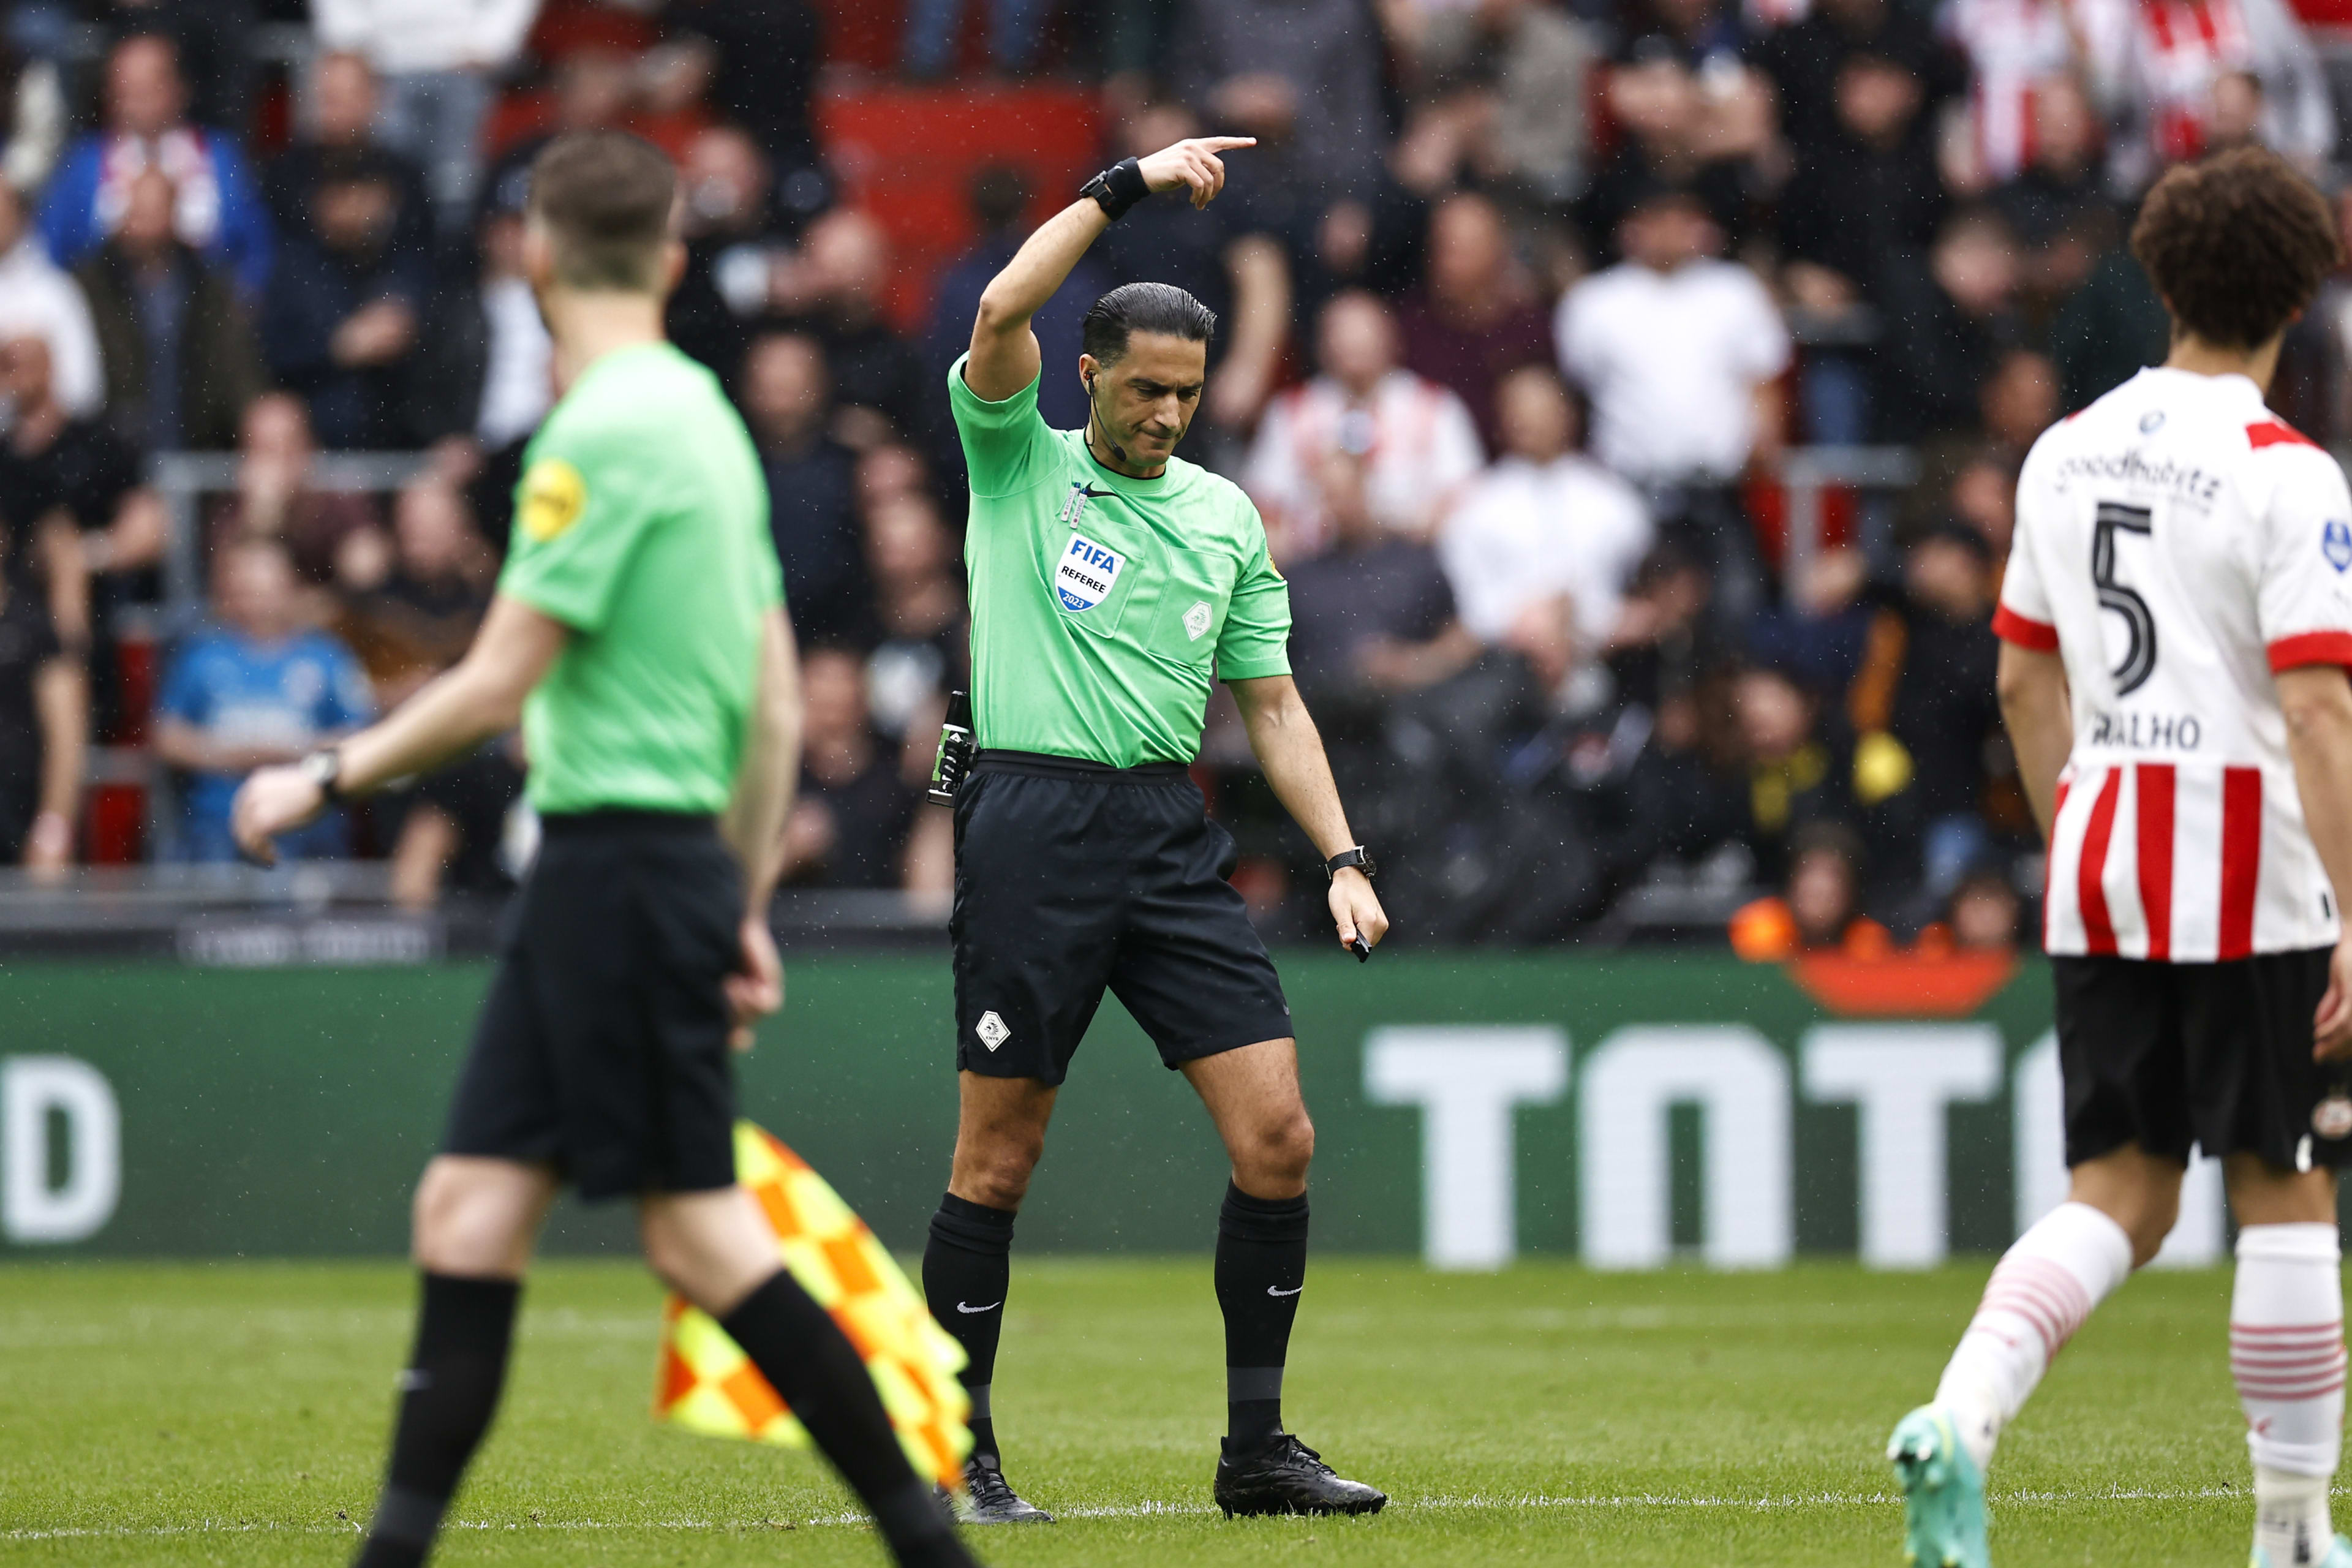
[1082,157,1151,221]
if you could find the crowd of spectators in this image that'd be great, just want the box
[0,0,2342,944]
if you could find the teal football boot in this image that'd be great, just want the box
[2249,1532,2352,1567]
[1887,1406,1989,1568]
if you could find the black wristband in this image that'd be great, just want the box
[1325,846,1375,881]
[1082,157,1151,221]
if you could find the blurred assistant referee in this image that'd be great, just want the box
[231,132,980,1568]
[920,134,1391,1525]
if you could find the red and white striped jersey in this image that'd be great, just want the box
[1997,367,2352,961]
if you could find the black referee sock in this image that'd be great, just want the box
[719,1270,971,1568]
[1216,1183,1309,1458]
[353,1272,520,1568]
[922,1193,1016,1468]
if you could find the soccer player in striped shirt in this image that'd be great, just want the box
[1888,146,2352,1568]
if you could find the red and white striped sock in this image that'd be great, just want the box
[2232,1223,2344,1567]
[1934,1201,2135,1471]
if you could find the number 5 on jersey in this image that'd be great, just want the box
[2093,501,2157,695]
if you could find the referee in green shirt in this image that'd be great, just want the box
[232,133,979,1568]
[920,135,1390,1523]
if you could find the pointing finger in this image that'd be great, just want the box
[1199,137,1257,151]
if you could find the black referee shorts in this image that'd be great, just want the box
[2054,949,2350,1172]
[951,751,1293,1085]
[443,810,743,1200]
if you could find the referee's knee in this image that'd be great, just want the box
[1234,1107,1315,1190]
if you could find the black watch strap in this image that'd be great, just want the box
[1081,156,1151,221]
[1325,846,1374,880]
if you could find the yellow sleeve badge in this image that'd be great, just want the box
[652,1122,972,1488]
[518,458,587,543]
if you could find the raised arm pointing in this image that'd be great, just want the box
[962,136,1255,403]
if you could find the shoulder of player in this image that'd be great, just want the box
[1169,459,1263,528]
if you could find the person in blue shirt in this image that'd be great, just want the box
[154,536,372,861]
[39,34,274,301]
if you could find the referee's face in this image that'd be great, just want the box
[1082,333,1208,465]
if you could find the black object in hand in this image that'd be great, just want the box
[1349,935,1371,962]
[927,690,974,807]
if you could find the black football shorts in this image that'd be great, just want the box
[949,750,1294,1085]
[2054,948,2349,1172]
[443,810,743,1200]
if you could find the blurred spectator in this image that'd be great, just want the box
[1575,35,1761,267]
[668,125,795,387]
[900,0,1045,78]
[0,527,81,880]
[0,333,162,660]
[1283,450,1478,715]
[1398,192,1553,451]
[772,209,938,456]
[779,646,942,891]
[312,0,541,232]
[0,179,101,419]
[1244,290,1483,562]
[1380,0,1600,205]
[2083,0,2332,190]
[863,489,965,709]
[1728,822,1890,958]
[1439,365,1653,706]
[1747,0,1964,163]
[262,151,434,450]
[73,165,266,454]
[40,34,273,300]
[661,0,828,194]
[0,40,65,194]
[741,331,870,646]
[1556,183,1788,486]
[2048,230,2169,412]
[336,478,517,908]
[1169,0,1388,203]
[1843,522,2003,897]
[91,0,257,134]
[1943,864,2022,950]
[1986,76,2116,318]
[264,52,432,273]
[405,162,547,449]
[1901,345,2055,539]
[1777,50,1947,319]
[208,394,379,586]
[1939,0,2084,187]
[1871,206,2026,443]
[478,48,638,211]
[1095,101,1292,442]
[154,537,372,862]
[1731,661,1917,884]
[925,164,1103,435]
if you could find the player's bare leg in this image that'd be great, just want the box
[1186,1039,1385,1518]
[922,1073,1059,1523]
[641,1190,981,1566]
[2223,1154,2350,1568]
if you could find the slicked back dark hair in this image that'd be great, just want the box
[2131,146,2341,350]
[1082,282,1217,366]
[528,130,677,292]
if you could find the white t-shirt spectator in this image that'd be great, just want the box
[476,274,551,448]
[1243,368,1484,559]
[0,233,102,418]
[1556,259,1790,486]
[312,0,543,75]
[1439,452,1653,655]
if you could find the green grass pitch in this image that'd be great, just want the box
[0,1257,2299,1565]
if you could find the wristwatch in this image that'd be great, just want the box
[1325,846,1376,881]
[300,746,345,804]
[1080,157,1151,221]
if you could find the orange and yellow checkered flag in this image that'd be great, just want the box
[652,1122,971,1488]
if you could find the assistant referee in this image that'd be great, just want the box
[919,135,1390,1523]
[232,132,979,1568]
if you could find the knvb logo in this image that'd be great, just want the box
[2324,518,2352,573]
[1055,533,1125,613]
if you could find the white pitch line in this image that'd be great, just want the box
[0,1484,2296,1540]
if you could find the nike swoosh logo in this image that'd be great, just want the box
[1267,1286,1303,1297]
[956,1300,1002,1314]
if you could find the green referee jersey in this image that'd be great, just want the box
[949,355,1291,767]
[498,341,781,815]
